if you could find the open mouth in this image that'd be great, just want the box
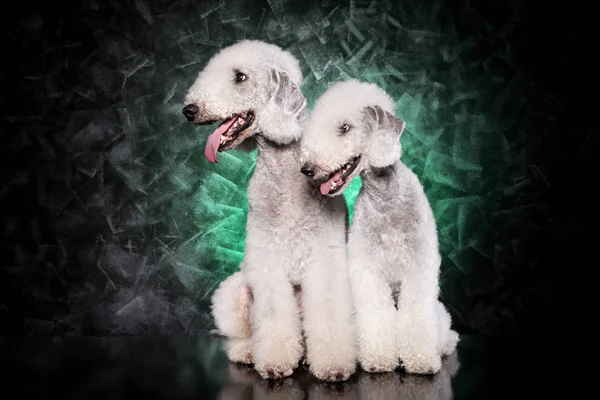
[204,111,255,163]
[319,155,361,195]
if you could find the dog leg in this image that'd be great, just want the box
[224,337,253,365]
[211,271,254,364]
[350,259,399,373]
[245,255,303,380]
[395,268,441,375]
[303,242,356,382]
[435,301,459,357]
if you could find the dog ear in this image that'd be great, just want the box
[258,69,307,145]
[268,70,305,116]
[362,105,406,168]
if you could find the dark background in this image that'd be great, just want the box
[1,0,597,344]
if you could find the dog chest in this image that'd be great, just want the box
[350,199,416,275]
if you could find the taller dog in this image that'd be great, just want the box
[183,40,356,382]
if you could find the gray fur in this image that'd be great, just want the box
[301,80,459,375]
[185,40,356,382]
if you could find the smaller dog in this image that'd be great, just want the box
[300,80,459,374]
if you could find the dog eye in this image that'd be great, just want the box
[235,72,247,83]
[339,123,350,134]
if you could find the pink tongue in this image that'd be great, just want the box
[204,117,237,163]
[320,170,343,195]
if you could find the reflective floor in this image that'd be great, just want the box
[1,334,583,399]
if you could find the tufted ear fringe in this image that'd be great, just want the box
[362,105,406,168]
[257,69,307,145]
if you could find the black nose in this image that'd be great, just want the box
[182,104,198,121]
[301,163,315,177]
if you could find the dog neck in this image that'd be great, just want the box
[255,135,301,166]
[253,105,308,170]
[360,161,403,201]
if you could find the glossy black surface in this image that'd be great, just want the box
[1,334,587,399]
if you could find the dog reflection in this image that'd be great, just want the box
[218,353,459,400]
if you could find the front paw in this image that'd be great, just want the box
[256,364,296,380]
[306,336,357,382]
[396,313,441,374]
[310,365,355,382]
[358,333,399,373]
[359,351,400,373]
[254,338,303,380]
[399,351,441,375]
[308,348,356,382]
[225,338,253,364]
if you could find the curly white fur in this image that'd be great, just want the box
[185,40,304,145]
[185,40,356,382]
[301,80,459,375]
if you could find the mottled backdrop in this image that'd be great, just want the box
[1,0,596,337]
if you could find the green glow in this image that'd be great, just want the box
[191,149,255,278]
[160,0,527,333]
[343,178,363,224]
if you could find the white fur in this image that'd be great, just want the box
[301,80,459,375]
[187,40,357,382]
[185,40,304,145]
[211,271,253,364]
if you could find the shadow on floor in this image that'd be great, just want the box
[1,334,586,399]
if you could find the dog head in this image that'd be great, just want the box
[300,80,405,196]
[183,40,305,163]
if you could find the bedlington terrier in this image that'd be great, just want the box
[300,80,459,375]
[183,40,356,382]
